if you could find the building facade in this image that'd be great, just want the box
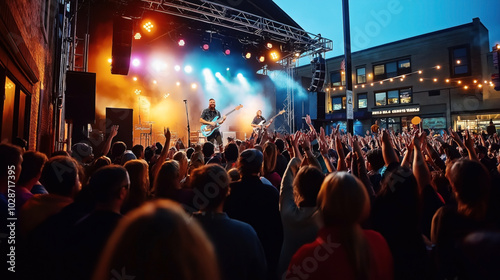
[295,18,500,135]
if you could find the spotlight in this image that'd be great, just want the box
[134,32,142,40]
[201,35,211,51]
[143,21,153,32]
[237,73,243,79]
[174,65,181,72]
[256,54,265,63]
[184,65,193,73]
[191,83,197,89]
[222,41,231,55]
[243,51,252,59]
[132,58,140,67]
[270,50,280,61]
[178,39,185,47]
[107,58,112,63]
[264,41,273,49]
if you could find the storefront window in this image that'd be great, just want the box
[2,77,16,143]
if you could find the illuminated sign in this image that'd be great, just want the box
[372,106,420,115]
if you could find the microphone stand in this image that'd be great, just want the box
[184,100,191,147]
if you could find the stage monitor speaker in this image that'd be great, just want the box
[317,92,326,119]
[106,108,133,149]
[111,16,133,75]
[65,71,96,123]
[308,56,326,92]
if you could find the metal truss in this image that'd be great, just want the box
[138,0,332,59]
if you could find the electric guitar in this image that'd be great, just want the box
[253,110,286,134]
[201,104,243,137]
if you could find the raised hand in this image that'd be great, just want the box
[110,125,119,138]
[164,127,171,139]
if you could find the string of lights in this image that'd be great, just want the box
[325,65,495,93]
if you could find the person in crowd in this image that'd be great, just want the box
[110,141,127,165]
[224,142,239,170]
[132,144,144,159]
[371,131,432,279]
[202,141,216,163]
[63,165,129,280]
[286,172,393,280]
[93,200,220,280]
[365,148,384,193]
[173,151,189,184]
[277,157,324,278]
[262,141,281,189]
[20,156,81,236]
[153,160,196,212]
[486,119,496,137]
[12,136,28,151]
[274,138,288,178]
[16,151,48,208]
[122,159,150,214]
[431,158,494,279]
[120,150,137,165]
[224,149,283,280]
[227,168,240,182]
[191,164,267,280]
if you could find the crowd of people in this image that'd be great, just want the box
[1,115,500,280]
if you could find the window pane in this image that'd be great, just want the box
[2,77,15,143]
[358,93,367,109]
[375,92,386,106]
[386,62,397,78]
[332,97,342,110]
[356,67,366,84]
[388,90,399,104]
[399,59,410,69]
[400,88,412,103]
[454,65,468,75]
[379,118,387,129]
[374,65,385,76]
[453,48,466,58]
[331,71,341,86]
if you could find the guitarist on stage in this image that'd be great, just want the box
[251,110,272,141]
[200,98,226,149]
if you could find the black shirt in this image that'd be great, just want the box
[201,108,221,122]
[252,115,266,126]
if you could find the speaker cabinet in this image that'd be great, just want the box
[308,56,326,92]
[111,16,133,75]
[65,71,96,123]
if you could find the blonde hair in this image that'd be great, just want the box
[93,199,219,280]
[317,172,371,280]
[262,142,277,175]
[123,159,150,213]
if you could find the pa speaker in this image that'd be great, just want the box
[65,71,96,123]
[308,56,326,92]
[106,107,133,149]
[111,16,133,75]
